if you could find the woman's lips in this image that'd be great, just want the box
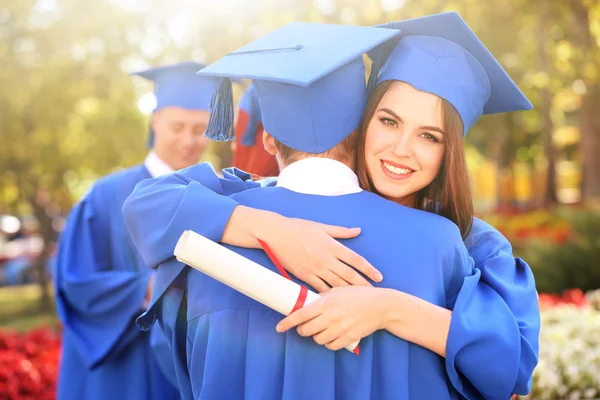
[380,160,415,180]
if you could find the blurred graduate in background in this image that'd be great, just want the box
[54,61,223,400]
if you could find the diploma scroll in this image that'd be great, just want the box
[174,230,360,354]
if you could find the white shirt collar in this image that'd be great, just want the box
[276,157,362,196]
[144,151,174,178]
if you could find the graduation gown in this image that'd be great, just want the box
[123,163,540,400]
[55,165,179,400]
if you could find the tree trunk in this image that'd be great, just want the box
[495,115,517,211]
[28,192,55,313]
[580,84,600,199]
[539,0,558,205]
[570,0,600,199]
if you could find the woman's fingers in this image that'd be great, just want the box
[329,259,372,287]
[325,336,352,352]
[320,224,361,239]
[313,327,342,347]
[296,315,329,337]
[277,300,324,332]
[304,275,330,294]
[335,242,383,283]
[319,268,351,289]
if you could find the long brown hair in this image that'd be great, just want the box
[356,81,474,239]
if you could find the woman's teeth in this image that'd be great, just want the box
[383,161,412,175]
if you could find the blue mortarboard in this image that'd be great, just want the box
[132,61,223,147]
[132,61,221,111]
[367,12,533,135]
[197,22,401,153]
[238,84,263,146]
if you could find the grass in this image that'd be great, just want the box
[0,284,58,332]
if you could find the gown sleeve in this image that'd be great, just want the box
[122,163,272,269]
[445,218,540,399]
[123,163,273,330]
[55,191,151,369]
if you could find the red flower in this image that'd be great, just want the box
[0,326,61,400]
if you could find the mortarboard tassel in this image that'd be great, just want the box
[206,77,235,141]
[240,90,261,146]
[146,124,155,148]
[366,62,381,97]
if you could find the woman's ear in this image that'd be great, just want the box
[262,130,278,155]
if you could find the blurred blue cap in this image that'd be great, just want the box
[197,22,401,152]
[368,12,533,135]
[132,61,221,111]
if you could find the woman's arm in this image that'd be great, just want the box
[278,220,539,399]
[123,163,259,268]
[122,163,382,291]
[276,286,452,356]
[445,217,540,398]
[381,220,539,399]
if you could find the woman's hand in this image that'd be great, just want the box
[276,286,452,357]
[275,286,392,351]
[223,206,383,293]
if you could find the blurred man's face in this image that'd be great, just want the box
[151,106,210,170]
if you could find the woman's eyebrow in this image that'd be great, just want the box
[378,108,404,123]
[378,107,445,135]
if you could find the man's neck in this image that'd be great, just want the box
[280,155,353,171]
[276,157,362,196]
[144,151,174,178]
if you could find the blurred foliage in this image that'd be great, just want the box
[482,207,600,293]
[0,284,56,331]
[1,0,599,223]
[525,208,600,293]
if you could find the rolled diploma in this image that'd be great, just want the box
[174,230,360,354]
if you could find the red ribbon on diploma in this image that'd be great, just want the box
[257,239,360,356]
[257,239,308,313]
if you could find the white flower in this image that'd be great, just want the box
[530,304,600,397]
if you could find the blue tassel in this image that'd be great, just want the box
[206,78,235,142]
[240,90,261,146]
[366,61,380,97]
[146,112,155,148]
[146,125,155,148]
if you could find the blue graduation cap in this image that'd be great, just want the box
[367,12,533,135]
[132,61,223,147]
[238,84,263,146]
[197,22,401,153]
[132,61,220,111]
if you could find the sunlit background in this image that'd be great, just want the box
[1,0,600,398]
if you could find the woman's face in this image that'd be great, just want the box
[364,82,446,204]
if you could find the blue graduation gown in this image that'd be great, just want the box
[123,163,540,399]
[55,165,179,400]
[189,187,475,399]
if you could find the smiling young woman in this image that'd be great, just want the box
[357,80,473,238]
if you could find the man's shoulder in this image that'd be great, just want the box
[232,188,459,232]
[85,164,147,205]
[95,164,147,188]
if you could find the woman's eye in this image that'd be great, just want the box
[380,117,397,127]
[420,132,440,143]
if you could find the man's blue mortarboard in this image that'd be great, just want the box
[132,61,220,111]
[238,84,262,146]
[132,61,221,147]
[197,22,401,153]
[367,12,533,135]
